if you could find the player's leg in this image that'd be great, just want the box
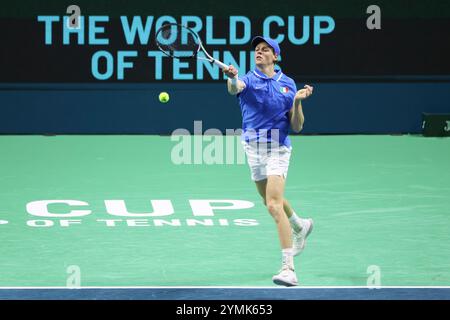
[255,179,303,233]
[280,190,313,257]
[255,178,292,215]
[265,175,291,249]
[283,198,294,217]
[280,184,313,257]
[267,145,313,257]
[284,198,305,232]
[265,175,298,286]
[255,178,267,206]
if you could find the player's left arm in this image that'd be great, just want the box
[289,84,314,133]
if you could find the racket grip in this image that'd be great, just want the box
[213,60,228,70]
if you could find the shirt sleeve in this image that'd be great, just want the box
[288,79,297,107]
[292,80,298,93]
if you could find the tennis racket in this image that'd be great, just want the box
[154,23,228,69]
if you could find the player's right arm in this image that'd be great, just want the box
[223,65,246,95]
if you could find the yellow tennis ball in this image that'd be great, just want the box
[159,92,170,103]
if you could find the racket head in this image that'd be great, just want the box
[154,23,202,59]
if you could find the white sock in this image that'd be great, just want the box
[282,248,294,270]
[288,212,303,233]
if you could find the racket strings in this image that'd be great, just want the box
[156,24,199,58]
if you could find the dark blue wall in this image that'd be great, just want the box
[1,82,449,134]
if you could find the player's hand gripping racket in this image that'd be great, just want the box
[154,23,228,69]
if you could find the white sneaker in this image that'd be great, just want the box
[292,218,314,256]
[272,265,298,287]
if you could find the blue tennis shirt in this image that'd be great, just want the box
[237,67,297,147]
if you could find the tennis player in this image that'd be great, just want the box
[223,36,314,286]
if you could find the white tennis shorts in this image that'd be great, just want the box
[241,141,292,182]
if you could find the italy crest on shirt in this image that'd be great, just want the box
[280,87,289,93]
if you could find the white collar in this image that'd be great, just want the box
[253,69,283,81]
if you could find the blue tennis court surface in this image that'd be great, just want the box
[1,287,449,300]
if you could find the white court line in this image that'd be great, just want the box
[0,286,449,290]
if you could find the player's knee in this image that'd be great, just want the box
[266,200,283,220]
